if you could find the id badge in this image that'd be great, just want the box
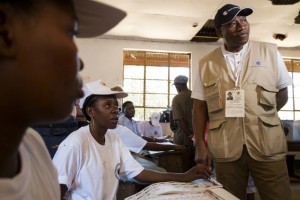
[225,90,245,117]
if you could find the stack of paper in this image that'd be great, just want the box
[125,179,239,200]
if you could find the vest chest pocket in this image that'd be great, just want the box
[204,78,222,112]
[257,84,278,114]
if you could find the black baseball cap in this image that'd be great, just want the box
[213,4,253,29]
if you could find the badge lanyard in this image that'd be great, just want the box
[225,57,245,118]
[233,60,243,89]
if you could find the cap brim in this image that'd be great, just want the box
[87,89,128,99]
[112,91,128,99]
[238,8,253,17]
[79,88,128,108]
[73,0,126,38]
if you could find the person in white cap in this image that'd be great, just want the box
[0,1,125,200]
[139,112,164,139]
[192,3,293,200]
[53,80,212,200]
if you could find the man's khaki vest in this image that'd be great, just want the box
[199,41,287,162]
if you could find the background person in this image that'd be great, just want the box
[139,112,170,140]
[119,101,163,142]
[171,75,195,169]
[118,101,141,135]
[192,4,293,200]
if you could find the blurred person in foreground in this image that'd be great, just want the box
[0,0,125,199]
[192,4,293,200]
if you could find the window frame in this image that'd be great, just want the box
[123,50,191,121]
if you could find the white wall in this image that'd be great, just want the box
[76,38,218,87]
[76,38,300,87]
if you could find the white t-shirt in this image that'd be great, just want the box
[192,43,293,101]
[110,125,147,154]
[139,121,163,138]
[0,128,60,200]
[118,115,142,136]
[53,126,144,200]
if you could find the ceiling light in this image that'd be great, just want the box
[273,33,287,41]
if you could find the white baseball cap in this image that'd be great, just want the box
[74,0,126,38]
[79,80,128,108]
[150,112,160,126]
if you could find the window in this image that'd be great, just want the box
[123,50,191,121]
[278,59,300,120]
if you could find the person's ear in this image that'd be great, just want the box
[215,28,223,38]
[0,7,16,58]
[87,107,94,118]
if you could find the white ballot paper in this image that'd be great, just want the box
[225,90,245,118]
[125,178,238,200]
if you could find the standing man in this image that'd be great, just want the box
[171,75,195,169]
[192,4,293,200]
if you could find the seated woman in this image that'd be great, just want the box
[53,80,211,200]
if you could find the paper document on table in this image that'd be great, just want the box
[125,178,239,200]
[148,142,175,155]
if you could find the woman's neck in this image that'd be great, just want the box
[89,125,107,145]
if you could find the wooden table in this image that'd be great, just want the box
[150,150,188,173]
[288,141,300,152]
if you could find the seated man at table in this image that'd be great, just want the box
[111,124,184,172]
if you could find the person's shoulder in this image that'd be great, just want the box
[110,125,131,136]
[182,89,192,96]
[24,128,46,145]
[118,115,127,123]
[172,93,181,101]
[139,120,148,126]
[118,115,124,121]
[106,129,123,142]
[23,128,51,155]
[200,46,222,62]
[60,125,89,146]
